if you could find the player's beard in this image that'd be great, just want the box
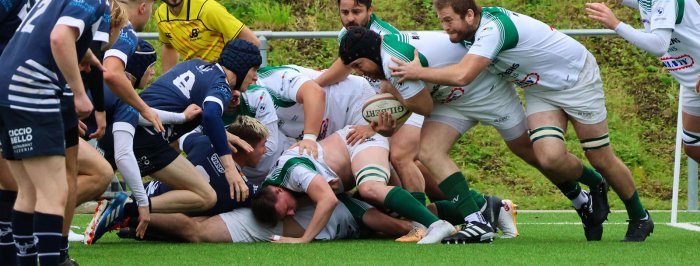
[447,27,476,44]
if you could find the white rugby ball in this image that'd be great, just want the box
[362,93,411,123]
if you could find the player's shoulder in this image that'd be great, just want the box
[381,34,428,66]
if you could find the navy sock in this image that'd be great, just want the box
[12,210,36,266]
[34,212,63,266]
[59,236,68,263]
[0,190,17,265]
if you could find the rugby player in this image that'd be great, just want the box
[0,0,110,264]
[252,126,456,244]
[389,0,651,241]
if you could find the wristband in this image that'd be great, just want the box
[302,134,318,141]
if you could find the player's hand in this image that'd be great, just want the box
[371,112,397,137]
[270,235,310,244]
[74,93,94,119]
[695,74,700,93]
[135,206,151,239]
[79,49,104,73]
[78,120,88,137]
[89,111,107,139]
[141,108,164,133]
[290,139,318,158]
[346,125,375,145]
[225,169,249,202]
[389,49,422,83]
[585,2,621,30]
[226,131,253,153]
[183,104,202,122]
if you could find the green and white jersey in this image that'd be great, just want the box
[380,31,506,102]
[637,0,700,87]
[223,85,277,126]
[257,65,375,141]
[337,13,400,43]
[466,7,588,90]
[262,144,343,194]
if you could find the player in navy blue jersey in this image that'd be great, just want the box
[145,116,268,217]
[84,39,262,245]
[0,0,110,264]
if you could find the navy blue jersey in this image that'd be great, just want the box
[138,59,232,154]
[0,0,110,111]
[104,23,137,67]
[0,0,30,54]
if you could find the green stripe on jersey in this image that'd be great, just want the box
[639,0,652,12]
[382,34,428,67]
[265,88,296,108]
[370,13,400,35]
[676,0,685,24]
[263,157,317,188]
[482,7,519,57]
[257,65,300,78]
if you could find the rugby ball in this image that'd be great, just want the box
[361,93,411,123]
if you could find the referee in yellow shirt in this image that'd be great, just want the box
[156,0,260,72]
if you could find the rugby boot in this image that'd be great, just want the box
[441,221,496,244]
[498,199,519,238]
[622,211,654,242]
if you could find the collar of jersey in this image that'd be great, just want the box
[214,63,229,85]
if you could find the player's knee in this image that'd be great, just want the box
[417,144,442,165]
[356,164,390,201]
[198,186,217,210]
[682,129,700,160]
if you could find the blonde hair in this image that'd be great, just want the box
[226,116,269,148]
[110,0,129,31]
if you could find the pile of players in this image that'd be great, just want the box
[2,0,697,264]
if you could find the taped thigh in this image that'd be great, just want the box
[580,133,610,151]
[682,129,700,146]
[355,164,390,186]
[528,126,565,143]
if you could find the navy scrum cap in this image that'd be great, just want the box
[125,39,157,87]
[339,26,382,67]
[218,39,262,91]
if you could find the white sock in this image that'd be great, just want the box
[464,212,488,226]
[572,190,589,210]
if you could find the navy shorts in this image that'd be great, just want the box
[0,107,65,160]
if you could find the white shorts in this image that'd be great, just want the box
[403,113,424,128]
[336,125,389,160]
[218,208,282,243]
[682,85,700,116]
[524,52,608,124]
[428,83,527,141]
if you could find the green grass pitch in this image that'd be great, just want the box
[69,211,700,265]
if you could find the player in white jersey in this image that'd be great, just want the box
[390,0,652,242]
[256,65,376,144]
[251,126,456,244]
[586,0,699,240]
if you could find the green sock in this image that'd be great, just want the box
[555,181,582,200]
[578,166,603,188]
[410,192,427,206]
[470,190,486,209]
[622,191,647,220]
[384,187,439,227]
[438,172,480,218]
[434,200,465,225]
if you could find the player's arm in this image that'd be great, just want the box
[277,175,338,243]
[161,44,179,73]
[290,80,326,157]
[201,99,249,202]
[50,25,93,118]
[586,2,673,57]
[314,58,353,87]
[390,50,492,87]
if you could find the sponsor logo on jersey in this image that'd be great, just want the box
[661,54,695,71]
[656,6,664,15]
[165,32,172,39]
[514,73,540,88]
[210,154,225,174]
[670,38,681,46]
[497,63,521,80]
[190,28,200,39]
[481,26,494,32]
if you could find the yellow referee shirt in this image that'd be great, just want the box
[155,0,245,62]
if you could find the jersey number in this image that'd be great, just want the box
[18,0,51,34]
[172,71,196,98]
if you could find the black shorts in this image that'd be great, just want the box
[60,93,79,148]
[0,107,65,160]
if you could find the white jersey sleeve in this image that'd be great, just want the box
[380,35,428,99]
[647,0,678,31]
[467,16,518,60]
[257,66,312,105]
